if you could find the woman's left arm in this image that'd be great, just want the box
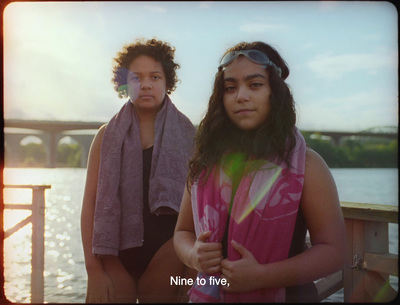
[222,148,347,292]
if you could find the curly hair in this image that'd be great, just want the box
[111,38,180,97]
[187,41,297,187]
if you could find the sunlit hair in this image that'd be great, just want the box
[111,38,180,97]
[187,41,297,188]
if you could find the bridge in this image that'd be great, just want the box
[4,119,105,168]
[301,126,398,146]
[3,119,398,168]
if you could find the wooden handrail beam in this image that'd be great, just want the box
[315,269,343,302]
[363,253,398,276]
[4,215,33,239]
[364,270,398,302]
[341,201,398,224]
[4,184,51,189]
[4,204,33,210]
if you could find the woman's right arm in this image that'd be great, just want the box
[80,125,115,303]
[174,187,223,275]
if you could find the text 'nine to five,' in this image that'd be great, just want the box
[170,276,230,287]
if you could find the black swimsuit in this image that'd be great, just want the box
[118,146,178,281]
[285,207,318,302]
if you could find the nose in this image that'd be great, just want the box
[140,79,152,90]
[237,86,250,103]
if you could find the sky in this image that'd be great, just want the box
[3,1,398,132]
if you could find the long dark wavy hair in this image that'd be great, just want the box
[187,41,297,188]
[111,38,180,97]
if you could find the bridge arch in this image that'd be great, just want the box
[20,135,44,145]
[56,136,82,167]
[57,133,94,168]
[19,136,47,167]
[4,126,98,168]
[5,132,58,167]
[4,134,34,167]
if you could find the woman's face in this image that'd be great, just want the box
[127,55,167,114]
[222,57,272,131]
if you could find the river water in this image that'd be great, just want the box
[2,167,398,303]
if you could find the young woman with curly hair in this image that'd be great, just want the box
[174,41,346,302]
[81,38,196,303]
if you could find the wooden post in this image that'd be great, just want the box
[363,221,397,302]
[4,184,50,303]
[343,216,397,302]
[343,219,365,302]
[30,186,46,303]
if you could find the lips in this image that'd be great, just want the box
[235,108,254,114]
[140,95,153,99]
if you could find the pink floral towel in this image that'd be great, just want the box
[190,128,306,302]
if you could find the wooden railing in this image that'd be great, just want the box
[315,201,398,302]
[3,184,51,303]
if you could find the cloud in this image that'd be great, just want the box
[306,50,397,80]
[317,0,340,11]
[143,4,167,13]
[198,2,213,9]
[239,22,287,34]
[297,89,398,131]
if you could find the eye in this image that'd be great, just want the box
[152,75,161,80]
[250,82,263,89]
[129,75,140,82]
[224,84,237,92]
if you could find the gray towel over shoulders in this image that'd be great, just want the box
[92,96,196,256]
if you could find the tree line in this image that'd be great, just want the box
[301,132,398,168]
[10,142,82,168]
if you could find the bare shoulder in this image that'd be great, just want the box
[301,148,345,258]
[302,147,339,206]
[82,124,108,203]
[302,147,338,201]
[304,147,332,177]
[89,124,107,153]
[305,147,327,166]
[93,124,107,144]
[86,124,107,170]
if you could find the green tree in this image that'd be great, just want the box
[57,143,82,167]
[21,143,46,167]
[301,132,397,168]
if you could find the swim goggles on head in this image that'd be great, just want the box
[219,49,282,77]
